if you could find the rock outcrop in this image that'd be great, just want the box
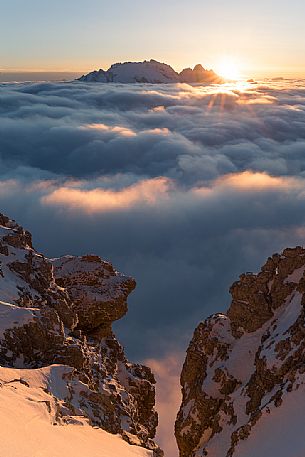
[176,246,305,457]
[179,64,220,84]
[0,213,162,456]
[78,59,222,84]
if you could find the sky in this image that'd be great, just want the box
[1,0,305,76]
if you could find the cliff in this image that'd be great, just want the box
[0,213,162,456]
[176,246,305,457]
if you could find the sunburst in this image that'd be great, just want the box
[216,58,242,81]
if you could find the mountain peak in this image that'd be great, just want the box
[78,60,222,84]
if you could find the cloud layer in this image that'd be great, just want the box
[2,78,305,456]
[1,79,305,360]
[0,80,305,358]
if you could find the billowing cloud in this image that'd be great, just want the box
[2,78,305,454]
[1,79,305,185]
[200,170,301,193]
[1,79,305,356]
[145,353,183,457]
[42,177,170,212]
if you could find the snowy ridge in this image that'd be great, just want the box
[176,246,305,457]
[78,59,222,84]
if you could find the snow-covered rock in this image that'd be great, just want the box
[0,213,162,456]
[175,246,305,457]
[78,59,222,84]
[0,365,153,457]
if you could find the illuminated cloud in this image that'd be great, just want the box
[41,178,170,212]
[211,171,300,191]
[144,353,183,457]
[37,171,303,215]
[83,123,137,137]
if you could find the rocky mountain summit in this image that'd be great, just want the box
[176,247,305,457]
[0,213,162,456]
[78,59,222,84]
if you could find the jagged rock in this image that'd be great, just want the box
[175,246,305,457]
[78,59,222,84]
[179,64,220,84]
[52,255,136,333]
[0,213,162,456]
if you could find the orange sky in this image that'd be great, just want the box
[1,0,305,77]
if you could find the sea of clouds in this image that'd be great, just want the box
[1,78,305,455]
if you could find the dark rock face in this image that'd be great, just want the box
[175,247,305,457]
[179,64,221,84]
[0,213,162,456]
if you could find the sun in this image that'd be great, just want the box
[216,58,242,81]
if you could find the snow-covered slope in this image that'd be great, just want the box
[175,246,305,457]
[0,213,162,456]
[78,59,222,84]
[0,366,152,457]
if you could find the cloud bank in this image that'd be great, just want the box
[2,78,305,455]
[1,79,305,358]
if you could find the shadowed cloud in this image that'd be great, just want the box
[0,80,305,358]
[1,79,305,358]
[2,78,305,455]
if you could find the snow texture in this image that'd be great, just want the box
[0,366,152,457]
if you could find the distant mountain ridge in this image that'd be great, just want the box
[78,59,222,84]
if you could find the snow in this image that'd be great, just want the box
[181,399,195,420]
[0,215,157,457]
[203,289,304,399]
[0,300,39,339]
[0,226,47,306]
[78,60,221,84]
[0,365,152,457]
[202,314,263,398]
[260,291,303,370]
[234,380,305,457]
[52,255,131,303]
[79,60,179,84]
[52,255,113,274]
[284,265,305,283]
[0,247,30,303]
[107,60,179,83]
[192,280,305,457]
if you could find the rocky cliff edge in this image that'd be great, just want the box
[0,213,162,456]
[176,246,305,457]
